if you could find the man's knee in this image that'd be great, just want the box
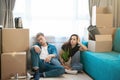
[30,48,35,54]
[57,66,65,75]
[33,66,39,71]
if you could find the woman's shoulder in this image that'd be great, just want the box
[63,42,69,46]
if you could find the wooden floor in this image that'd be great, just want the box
[40,72,93,80]
[10,72,93,80]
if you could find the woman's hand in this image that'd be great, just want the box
[79,43,88,51]
[63,65,71,70]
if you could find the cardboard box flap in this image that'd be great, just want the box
[95,35,112,41]
[97,27,116,35]
[93,6,112,14]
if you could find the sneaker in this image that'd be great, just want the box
[27,72,33,80]
[34,71,40,80]
[10,73,19,79]
[10,73,26,79]
[65,69,78,75]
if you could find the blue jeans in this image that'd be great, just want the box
[71,51,83,71]
[30,48,65,77]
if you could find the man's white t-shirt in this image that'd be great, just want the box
[40,46,49,60]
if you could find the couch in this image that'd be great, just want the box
[81,28,120,80]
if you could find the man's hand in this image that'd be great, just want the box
[44,55,52,63]
[34,45,41,53]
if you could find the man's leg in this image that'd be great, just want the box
[43,63,65,77]
[50,58,61,66]
[30,48,41,80]
[30,48,40,70]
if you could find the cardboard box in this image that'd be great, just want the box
[2,29,29,53]
[92,6,113,27]
[96,14,113,27]
[88,35,112,52]
[1,52,26,80]
[97,27,116,38]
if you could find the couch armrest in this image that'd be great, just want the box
[82,41,88,47]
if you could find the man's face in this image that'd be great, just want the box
[37,35,46,46]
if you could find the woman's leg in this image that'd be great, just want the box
[71,51,83,71]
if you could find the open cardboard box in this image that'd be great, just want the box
[97,27,116,39]
[88,35,112,52]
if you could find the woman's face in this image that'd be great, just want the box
[70,36,78,46]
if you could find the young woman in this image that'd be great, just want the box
[59,34,87,74]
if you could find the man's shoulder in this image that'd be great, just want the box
[33,42,41,46]
[47,43,55,47]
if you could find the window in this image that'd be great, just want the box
[14,0,89,40]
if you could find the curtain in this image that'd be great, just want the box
[0,0,16,28]
[113,0,120,27]
[89,0,120,27]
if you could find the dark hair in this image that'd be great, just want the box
[63,34,79,50]
[36,32,44,38]
[68,34,79,43]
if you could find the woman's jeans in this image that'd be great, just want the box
[30,48,65,77]
[71,51,83,71]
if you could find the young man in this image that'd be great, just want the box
[30,32,65,80]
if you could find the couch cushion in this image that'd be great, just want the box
[113,28,120,52]
[81,51,120,80]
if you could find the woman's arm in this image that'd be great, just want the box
[59,50,65,65]
[79,42,88,51]
[59,50,71,70]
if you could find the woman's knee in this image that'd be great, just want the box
[71,63,83,71]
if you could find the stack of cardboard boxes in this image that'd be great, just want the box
[88,6,116,52]
[1,29,29,80]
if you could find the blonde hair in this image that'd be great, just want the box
[36,32,44,38]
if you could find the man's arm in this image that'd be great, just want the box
[45,44,57,62]
[32,42,41,53]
